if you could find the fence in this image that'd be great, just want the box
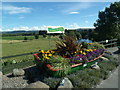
[98,39,118,47]
[1,39,118,60]
[1,51,39,60]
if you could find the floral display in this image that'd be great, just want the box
[33,35,106,77]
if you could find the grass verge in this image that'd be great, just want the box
[2,60,35,74]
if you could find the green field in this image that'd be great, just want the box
[2,36,58,63]
[1,36,36,40]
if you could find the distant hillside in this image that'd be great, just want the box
[1,30,39,34]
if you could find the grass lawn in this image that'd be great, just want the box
[1,36,35,40]
[2,37,57,56]
[2,36,59,74]
[2,36,58,63]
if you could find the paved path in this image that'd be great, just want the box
[96,47,119,89]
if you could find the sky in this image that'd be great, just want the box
[1,2,113,31]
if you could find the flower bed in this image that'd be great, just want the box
[33,49,105,77]
[33,36,106,77]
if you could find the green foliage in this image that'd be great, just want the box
[43,34,47,38]
[75,31,82,40]
[59,34,64,39]
[65,30,76,37]
[1,36,35,40]
[24,36,28,40]
[49,56,71,77]
[34,34,39,39]
[117,37,120,46]
[56,35,81,57]
[41,56,118,88]
[94,1,120,41]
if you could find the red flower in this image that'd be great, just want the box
[76,54,79,56]
[63,55,66,58]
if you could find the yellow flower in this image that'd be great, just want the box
[74,52,77,53]
[79,51,83,53]
[44,54,48,57]
[82,52,86,55]
[93,49,96,51]
[48,54,52,56]
[86,49,90,52]
[44,57,50,59]
[51,50,55,53]
[89,49,93,52]
[40,50,44,53]
[88,43,93,45]
[46,50,50,53]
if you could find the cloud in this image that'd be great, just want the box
[1,4,32,14]
[39,25,48,30]
[61,2,92,14]
[85,20,89,23]
[12,25,48,31]
[0,28,2,32]
[13,26,30,31]
[69,12,80,14]
[66,23,80,29]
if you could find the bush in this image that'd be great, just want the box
[43,34,47,38]
[34,34,39,39]
[24,36,28,40]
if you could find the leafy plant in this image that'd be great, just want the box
[56,35,81,57]
[49,56,71,77]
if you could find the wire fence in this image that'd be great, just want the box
[98,39,117,47]
[1,39,118,60]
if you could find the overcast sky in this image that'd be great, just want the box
[1,2,113,31]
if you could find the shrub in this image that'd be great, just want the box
[24,36,28,40]
[34,34,39,39]
[43,34,47,38]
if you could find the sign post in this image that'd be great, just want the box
[47,26,65,49]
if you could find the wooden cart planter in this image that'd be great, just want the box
[33,53,104,77]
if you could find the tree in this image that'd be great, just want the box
[24,36,28,40]
[34,34,39,39]
[94,2,120,41]
[75,31,82,40]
